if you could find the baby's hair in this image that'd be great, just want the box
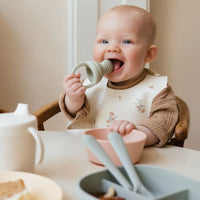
[109,5,156,45]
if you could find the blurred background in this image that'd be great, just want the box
[0,0,199,150]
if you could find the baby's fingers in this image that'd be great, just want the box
[63,73,81,83]
[110,121,136,136]
[109,121,126,136]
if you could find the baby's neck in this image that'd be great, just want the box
[107,69,147,89]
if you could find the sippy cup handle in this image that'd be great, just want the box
[28,127,44,165]
[72,60,113,88]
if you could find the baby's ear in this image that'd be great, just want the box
[144,45,158,63]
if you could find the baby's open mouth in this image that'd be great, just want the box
[109,59,124,71]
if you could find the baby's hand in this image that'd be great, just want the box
[63,73,86,100]
[63,73,86,115]
[109,120,137,136]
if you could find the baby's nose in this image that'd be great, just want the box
[107,44,121,53]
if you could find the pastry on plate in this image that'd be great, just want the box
[0,179,31,200]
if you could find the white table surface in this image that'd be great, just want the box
[35,131,200,200]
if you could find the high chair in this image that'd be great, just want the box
[166,96,190,147]
[0,108,7,113]
[0,96,189,147]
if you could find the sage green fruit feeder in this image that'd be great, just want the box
[72,60,113,88]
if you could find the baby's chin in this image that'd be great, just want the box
[104,74,127,83]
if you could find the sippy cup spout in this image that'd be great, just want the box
[72,60,113,88]
[13,103,31,116]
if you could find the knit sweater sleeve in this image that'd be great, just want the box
[137,85,179,147]
[59,92,90,121]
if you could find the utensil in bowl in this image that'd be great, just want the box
[108,132,154,199]
[84,128,146,166]
[83,134,132,190]
[83,134,153,200]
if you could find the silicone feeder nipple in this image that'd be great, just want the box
[72,60,113,88]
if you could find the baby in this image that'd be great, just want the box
[59,5,178,147]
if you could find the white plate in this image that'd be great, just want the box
[0,170,63,200]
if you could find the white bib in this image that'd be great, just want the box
[67,74,167,129]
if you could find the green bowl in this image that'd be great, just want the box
[77,165,200,200]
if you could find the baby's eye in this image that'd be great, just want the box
[122,40,132,44]
[101,40,108,44]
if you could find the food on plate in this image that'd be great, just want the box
[99,197,125,200]
[0,179,31,200]
[100,198,125,200]
[91,187,125,200]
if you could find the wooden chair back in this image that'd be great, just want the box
[167,96,189,147]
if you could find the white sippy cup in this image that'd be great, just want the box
[0,103,44,172]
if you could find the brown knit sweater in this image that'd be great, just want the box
[59,69,178,147]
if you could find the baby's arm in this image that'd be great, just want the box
[63,73,86,116]
[109,120,159,146]
[136,125,159,146]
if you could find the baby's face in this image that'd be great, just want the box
[93,9,151,83]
